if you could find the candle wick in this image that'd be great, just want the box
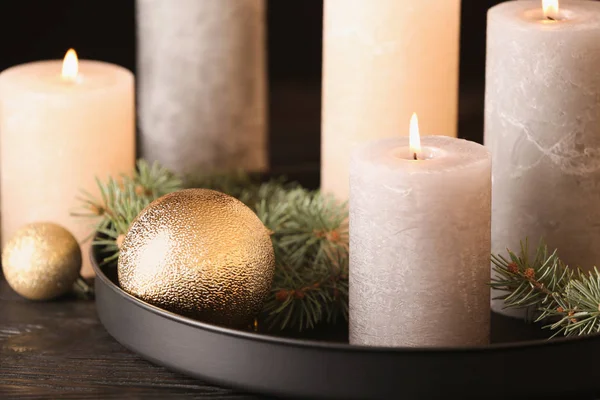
[413,152,418,160]
[547,15,556,21]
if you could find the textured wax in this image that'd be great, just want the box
[484,0,600,317]
[321,0,461,201]
[0,58,135,276]
[349,136,491,347]
[136,0,267,176]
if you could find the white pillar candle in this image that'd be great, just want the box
[0,50,135,276]
[484,0,600,317]
[349,116,491,347]
[137,0,267,177]
[321,0,461,201]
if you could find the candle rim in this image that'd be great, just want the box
[351,136,490,174]
[524,7,576,23]
[487,0,600,30]
[0,59,133,96]
[393,145,445,161]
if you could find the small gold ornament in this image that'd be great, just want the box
[2,222,82,300]
[118,188,275,327]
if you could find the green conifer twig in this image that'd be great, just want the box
[74,160,348,332]
[491,240,600,337]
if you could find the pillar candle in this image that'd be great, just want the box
[349,119,491,347]
[0,50,135,277]
[136,0,267,177]
[484,0,600,317]
[321,0,461,201]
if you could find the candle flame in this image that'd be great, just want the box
[62,48,79,80]
[542,0,559,20]
[409,112,421,160]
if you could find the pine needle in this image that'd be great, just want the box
[491,240,600,338]
[74,160,349,332]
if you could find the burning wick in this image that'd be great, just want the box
[543,0,559,21]
[62,48,79,81]
[409,112,421,161]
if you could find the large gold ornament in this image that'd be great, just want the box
[2,222,82,300]
[118,188,275,327]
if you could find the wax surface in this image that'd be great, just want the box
[137,0,267,176]
[321,0,460,201]
[484,0,600,316]
[349,136,491,347]
[0,60,135,276]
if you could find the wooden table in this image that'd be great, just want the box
[0,277,265,399]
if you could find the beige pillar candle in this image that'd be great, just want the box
[137,0,267,177]
[0,50,135,276]
[321,0,461,201]
[349,115,491,347]
[484,0,600,317]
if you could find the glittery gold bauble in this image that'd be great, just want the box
[2,222,82,300]
[118,188,275,327]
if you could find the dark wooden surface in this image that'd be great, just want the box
[0,277,266,399]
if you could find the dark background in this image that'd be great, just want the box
[0,0,503,177]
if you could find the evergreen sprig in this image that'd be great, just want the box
[253,187,348,330]
[75,160,348,332]
[72,160,182,264]
[491,240,600,337]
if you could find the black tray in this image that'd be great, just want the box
[91,252,600,400]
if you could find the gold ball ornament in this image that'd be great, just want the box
[2,222,82,300]
[118,188,276,327]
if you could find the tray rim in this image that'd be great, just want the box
[91,250,600,354]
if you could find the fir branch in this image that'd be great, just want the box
[256,189,348,331]
[134,159,183,198]
[182,169,260,202]
[275,188,348,268]
[75,161,349,332]
[71,160,183,265]
[491,240,600,337]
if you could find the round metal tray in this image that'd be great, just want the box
[91,251,600,399]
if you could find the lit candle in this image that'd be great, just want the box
[0,49,135,276]
[321,0,461,201]
[349,115,491,347]
[484,0,600,317]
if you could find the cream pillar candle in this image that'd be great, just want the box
[136,0,267,177]
[0,50,135,276]
[349,117,491,347]
[321,0,461,201]
[484,0,600,317]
